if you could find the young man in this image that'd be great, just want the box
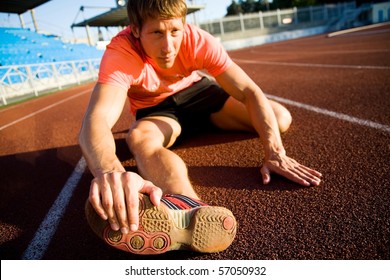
[79,0,322,255]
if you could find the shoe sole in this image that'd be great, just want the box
[85,194,237,255]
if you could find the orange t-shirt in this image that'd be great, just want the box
[98,23,232,115]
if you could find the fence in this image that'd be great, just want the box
[200,1,357,39]
[0,58,100,105]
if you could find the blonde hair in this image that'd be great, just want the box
[127,0,187,29]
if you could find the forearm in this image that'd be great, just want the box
[215,62,286,158]
[245,89,285,158]
[79,83,128,176]
[79,116,125,177]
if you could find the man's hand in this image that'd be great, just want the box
[88,171,163,234]
[260,152,322,187]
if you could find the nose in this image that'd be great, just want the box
[161,34,173,55]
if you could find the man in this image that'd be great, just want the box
[79,0,322,255]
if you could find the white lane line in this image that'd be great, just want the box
[0,89,90,131]
[249,48,390,55]
[327,22,390,37]
[21,157,87,260]
[235,59,390,70]
[266,94,390,133]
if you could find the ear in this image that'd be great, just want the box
[131,25,140,38]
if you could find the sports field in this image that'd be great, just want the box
[0,23,389,261]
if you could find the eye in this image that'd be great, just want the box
[171,29,181,36]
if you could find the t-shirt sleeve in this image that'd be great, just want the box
[98,35,143,90]
[185,25,232,77]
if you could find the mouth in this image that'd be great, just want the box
[159,55,175,62]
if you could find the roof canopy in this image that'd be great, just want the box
[71,5,205,28]
[0,0,51,14]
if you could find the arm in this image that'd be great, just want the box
[79,83,162,233]
[79,83,127,176]
[215,62,322,186]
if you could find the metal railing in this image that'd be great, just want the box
[0,58,100,105]
[200,1,357,39]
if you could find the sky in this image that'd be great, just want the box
[0,0,232,41]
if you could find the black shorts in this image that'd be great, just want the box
[135,77,229,134]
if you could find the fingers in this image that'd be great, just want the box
[296,165,322,186]
[89,179,108,220]
[124,174,162,231]
[110,173,128,233]
[88,171,162,234]
[123,173,140,232]
[284,166,315,187]
[261,155,322,187]
[260,166,271,185]
[99,173,121,231]
[139,179,162,207]
[299,164,323,180]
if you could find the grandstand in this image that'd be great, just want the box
[0,27,103,66]
[0,25,103,105]
[0,1,106,105]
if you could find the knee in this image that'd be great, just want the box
[126,119,181,152]
[274,103,292,133]
[279,108,292,133]
[126,126,156,153]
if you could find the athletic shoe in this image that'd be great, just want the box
[85,193,237,255]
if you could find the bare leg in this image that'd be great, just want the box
[126,116,199,199]
[210,97,292,133]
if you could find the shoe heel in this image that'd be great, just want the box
[190,206,237,253]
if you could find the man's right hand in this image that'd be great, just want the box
[88,171,162,234]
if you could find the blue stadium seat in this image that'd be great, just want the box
[0,27,104,66]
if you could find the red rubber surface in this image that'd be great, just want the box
[1,24,389,260]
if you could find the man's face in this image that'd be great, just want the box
[133,17,184,70]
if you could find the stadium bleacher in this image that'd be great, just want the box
[0,27,103,66]
[0,26,104,105]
